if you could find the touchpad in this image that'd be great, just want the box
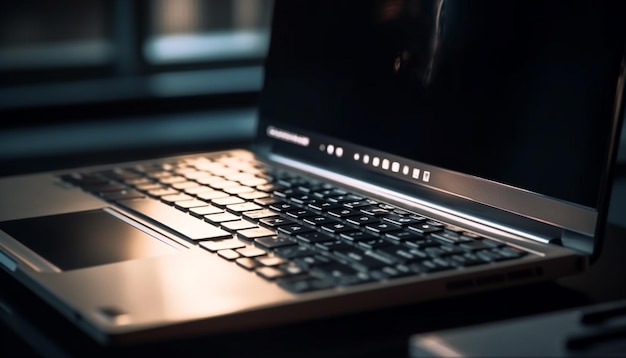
[0,209,179,271]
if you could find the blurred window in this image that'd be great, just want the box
[146,0,272,65]
[0,0,273,104]
[0,0,111,71]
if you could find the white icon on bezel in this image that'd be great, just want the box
[423,171,431,182]
[382,159,390,170]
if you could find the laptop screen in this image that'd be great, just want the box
[257,0,626,239]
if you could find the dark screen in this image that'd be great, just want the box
[260,0,626,208]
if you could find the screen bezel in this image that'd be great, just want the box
[255,0,626,257]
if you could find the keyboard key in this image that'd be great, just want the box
[101,189,145,201]
[61,173,108,186]
[280,262,304,276]
[424,246,446,257]
[134,183,164,192]
[218,249,240,260]
[236,246,267,258]
[364,222,402,234]
[356,238,392,250]
[117,198,231,241]
[460,240,496,251]
[290,194,316,205]
[315,240,353,252]
[496,246,528,259]
[408,223,444,235]
[346,215,380,226]
[375,245,427,264]
[238,190,269,200]
[256,256,286,267]
[383,214,427,227]
[209,180,239,189]
[439,245,466,256]
[259,216,296,228]
[327,208,361,218]
[369,265,415,280]
[312,263,373,286]
[342,199,377,208]
[327,195,355,203]
[243,209,280,221]
[311,261,357,278]
[256,266,285,280]
[385,230,425,241]
[285,208,317,219]
[237,227,277,241]
[269,201,296,212]
[223,185,255,195]
[446,253,488,267]
[226,202,262,213]
[88,183,128,193]
[278,224,314,236]
[303,216,340,227]
[159,176,187,185]
[161,194,195,205]
[255,236,298,250]
[312,188,347,198]
[148,188,179,197]
[359,207,390,216]
[189,205,223,217]
[431,232,473,245]
[481,238,505,248]
[256,183,286,193]
[239,178,269,187]
[277,275,335,293]
[197,190,230,201]
[212,196,246,207]
[199,238,246,252]
[334,248,389,272]
[296,232,336,244]
[294,255,333,269]
[321,222,355,234]
[409,260,452,274]
[404,238,440,249]
[307,201,340,211]
[236,258,258,270]
[340,231,379,242]
[221,220,258,232]
[174,199,211,210]
[205,212,240,224]
[274,245,316,259]
[475,249,504,262]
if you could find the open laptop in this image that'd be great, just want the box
[1,0,625,346]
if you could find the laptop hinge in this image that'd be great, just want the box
[560,230,594,255]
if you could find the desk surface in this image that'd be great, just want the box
[2,222,625,358]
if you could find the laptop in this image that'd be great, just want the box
[0,0,624,346]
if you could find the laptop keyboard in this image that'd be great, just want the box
[59,152,529,293]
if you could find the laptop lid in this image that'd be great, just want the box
[255,0,626,258]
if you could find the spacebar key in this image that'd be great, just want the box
[117,198,231,241]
